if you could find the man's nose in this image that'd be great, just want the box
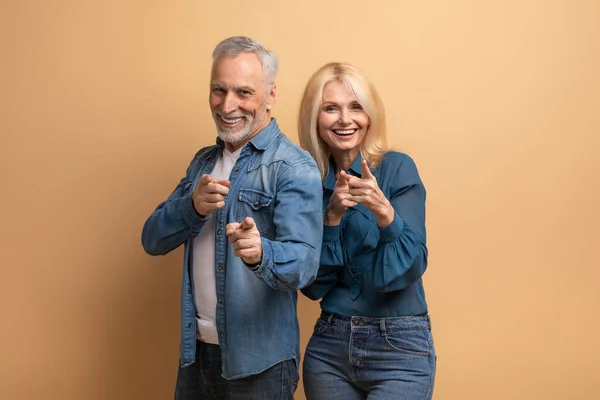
[221,92,238,114]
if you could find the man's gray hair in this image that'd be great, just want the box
[212,36,278,88]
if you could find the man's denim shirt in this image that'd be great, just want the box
[141,119,323,379]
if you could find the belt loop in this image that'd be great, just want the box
[379,318,385,333]
[327,313,334,323]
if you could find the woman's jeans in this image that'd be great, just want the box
[303,313,436,400]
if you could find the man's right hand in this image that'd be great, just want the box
[192,174,231,216]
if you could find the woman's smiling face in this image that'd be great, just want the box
[317,80,371,162]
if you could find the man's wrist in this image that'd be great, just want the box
[243,247,263,268]
[191,198,206,218]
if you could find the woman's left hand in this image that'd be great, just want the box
[347,160,395,228]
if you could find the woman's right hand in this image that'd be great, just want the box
[324,170,356,226]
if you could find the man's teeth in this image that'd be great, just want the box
[334,129,356,135]
[221,116,243,124]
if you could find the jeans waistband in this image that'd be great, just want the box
[320,311,431,330]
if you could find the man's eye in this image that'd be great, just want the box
[212,88,225,94]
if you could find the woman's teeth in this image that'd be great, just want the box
[333,129,356,136]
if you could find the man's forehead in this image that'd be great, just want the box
[211,53,265,82]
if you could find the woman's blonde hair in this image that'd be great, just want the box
[298,62,388,180]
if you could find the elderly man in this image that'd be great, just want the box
[142,36,323,399]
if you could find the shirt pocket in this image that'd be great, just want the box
[236,189,274,235]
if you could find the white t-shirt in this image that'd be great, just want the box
[192,147,242,344]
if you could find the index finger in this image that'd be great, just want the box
[226,222,241,236]
[346,175,364,186]
[212,179,231,188]
[206,182,230,195]
[335,171,350,186]
[360,160,376,180]
[240,217,256,230]
[199,174,213,185]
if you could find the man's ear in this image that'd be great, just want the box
[267,84,277,111]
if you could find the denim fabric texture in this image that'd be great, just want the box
[301,151,435,399]
[142,119,323,379]
[303,313,436,400]
[175,341,299,400]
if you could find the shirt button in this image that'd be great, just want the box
[235,167,240,172]
[253,201,260,207]
[218,297,223,303]
[217,229,222,235]
[218,265,223,271]
[220,332,224,338]
[187,323,192,328]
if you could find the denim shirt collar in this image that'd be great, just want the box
[215,118,280,153]
[323,153,364,191]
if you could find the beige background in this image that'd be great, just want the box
[2,1,599,399]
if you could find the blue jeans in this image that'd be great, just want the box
[175,341,299,400]
[303,313,436,400]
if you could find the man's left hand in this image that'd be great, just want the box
[226,217,263,265]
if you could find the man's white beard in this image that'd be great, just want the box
[215,109,268,145]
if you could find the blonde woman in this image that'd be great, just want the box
[298,63,436,400]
